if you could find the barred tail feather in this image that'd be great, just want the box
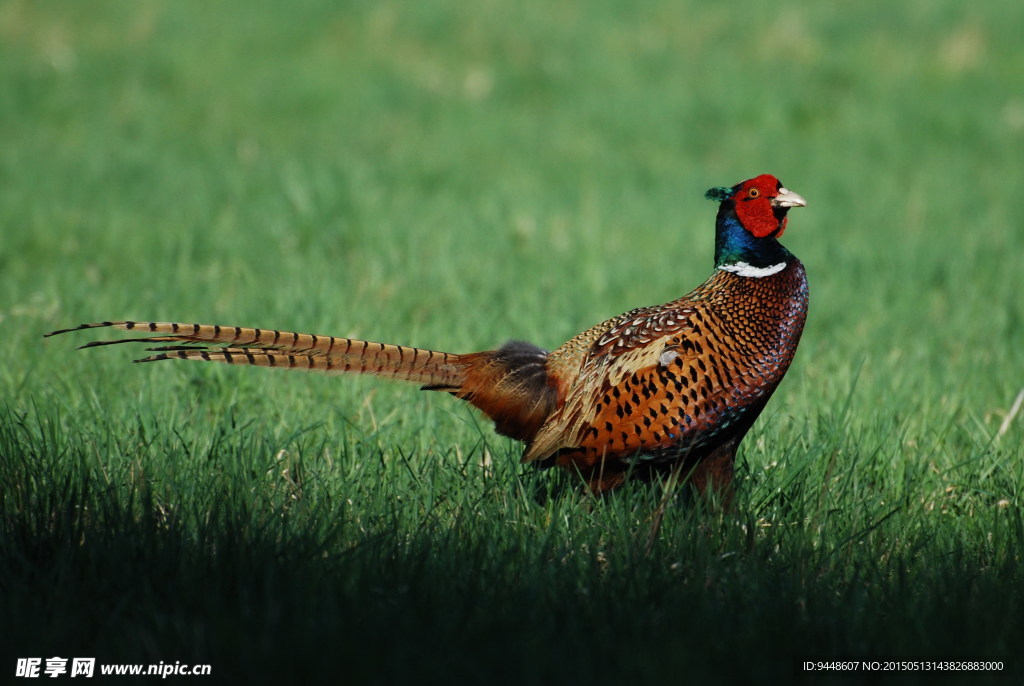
[46,321,558,444]
[45,320,467,389]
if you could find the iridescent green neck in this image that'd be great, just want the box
[714,206,791,270]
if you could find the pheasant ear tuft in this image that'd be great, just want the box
[705,186,733,203]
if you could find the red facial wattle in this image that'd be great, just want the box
[733,175,788,238]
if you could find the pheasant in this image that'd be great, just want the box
[46,174,808,499]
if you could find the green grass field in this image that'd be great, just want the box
[3,1,1024,683]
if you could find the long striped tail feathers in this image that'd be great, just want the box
[45,321,468,388]
[45,321,557,443]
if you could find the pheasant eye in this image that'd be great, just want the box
[747,188,760,199]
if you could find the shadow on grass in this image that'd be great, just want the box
[2,406,1021,684]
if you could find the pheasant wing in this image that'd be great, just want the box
[522,304,719,463]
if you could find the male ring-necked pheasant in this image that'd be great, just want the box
[47,174,808,499]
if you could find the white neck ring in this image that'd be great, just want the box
[717,261,787,278]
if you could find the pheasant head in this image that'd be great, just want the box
[707,174,806,276]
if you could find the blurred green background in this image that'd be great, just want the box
[3,0,1023,683]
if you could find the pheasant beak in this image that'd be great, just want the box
[772,187,807,209]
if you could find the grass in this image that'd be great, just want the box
[3,0,1024,682]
